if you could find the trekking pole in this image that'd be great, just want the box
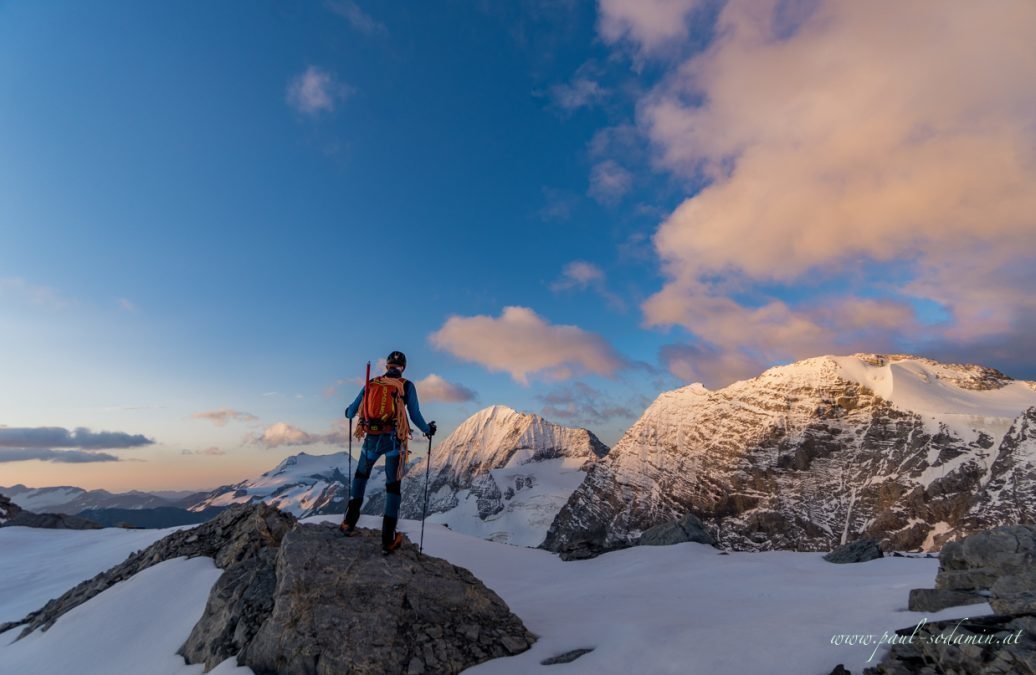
[419,433,434,556]
[347,417,353,503]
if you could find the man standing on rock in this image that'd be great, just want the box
[340,350,436,554]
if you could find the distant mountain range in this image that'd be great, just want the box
[8,353,1035,552]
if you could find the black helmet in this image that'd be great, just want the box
[386,351,407,369]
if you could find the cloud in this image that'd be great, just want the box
[588,160,633,204]
[192,409,258,427]
[548,62,608,111]
[552,261,626,311]
[660,342,764,388]
[538,188,579,222]
[429,306,627,384]
[413,374,477,403]
[0,427,153,450]
[326,0,388,36]
[0,448,120,463]
[605,0,1036,374]
[286,66,352,115]
[250,422,349,449]
[182,447,225,456]
[117,298,136,312]
[598,0,706,56]
[537,382,641,426]
[0,278,69,309]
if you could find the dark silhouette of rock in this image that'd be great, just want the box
[541,648,594,665]
[823,539,883,564]
[0,492,101,530]
[638,513,716,547]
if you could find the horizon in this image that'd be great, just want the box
[3,0,1035,491]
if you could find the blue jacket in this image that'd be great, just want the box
[345,369,431,435]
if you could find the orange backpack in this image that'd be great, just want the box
[362,376,407,430]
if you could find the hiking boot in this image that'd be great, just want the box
[340,497,361,535]
[383,532,404,555]
[382,515,402,554]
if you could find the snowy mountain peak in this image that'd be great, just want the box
[545,353,1036,556]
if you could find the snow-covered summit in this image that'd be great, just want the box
[364,405,609,547]
[545,353,1036,556]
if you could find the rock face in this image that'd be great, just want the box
[934,524,1036,614]
[194,523,535,675]
[823,539,884,564]
[638,513,716,548]
[544,354,1036,557]
[364,405,608,547]
[4,504,535,674]
[0,492,101,530]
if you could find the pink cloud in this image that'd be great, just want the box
[429,306,626,384]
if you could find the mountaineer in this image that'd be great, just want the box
[340,350,436,553]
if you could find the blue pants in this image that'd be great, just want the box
[351,433,403,518]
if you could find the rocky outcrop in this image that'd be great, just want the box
[866,524,1036,673]
[638,513,716,547]
[3,504,535,674]
[0,492,101,530]
[1,503,294,639]
[862,614,1036,675]
[544,355,1036,558]
[185,523,534,674]
[823,539,883,564]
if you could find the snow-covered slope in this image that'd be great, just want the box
[0,516,977,675]
[186,451,383,518]
[545,354,1036,556]
[363,405,609,547]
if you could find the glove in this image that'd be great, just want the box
[427,421,437,437]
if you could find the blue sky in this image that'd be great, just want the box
[2,0,1034,490]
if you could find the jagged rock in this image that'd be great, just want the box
[907,588,987,612]
[936,525,1036,592]
[4,503,296,639]
[543,355,1036,557]
[541,648,594,665]
[204,523,535,675]
[992,571,1036,614]
[863,614,1036,674]
[638,513,716,547]
[0,492,101,530]
[824,539,883,564]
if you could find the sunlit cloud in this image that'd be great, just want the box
[601,0,1036,384]
[0,448,119,463]
[413,374,477,403]
[429,306,626,384]
[192,408,258,426]
[250,421,349,448]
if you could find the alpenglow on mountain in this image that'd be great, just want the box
[363,404,609,546]
[189,405,607,547]
[544,354,1036,557]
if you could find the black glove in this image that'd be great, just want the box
[427,421,437,437]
